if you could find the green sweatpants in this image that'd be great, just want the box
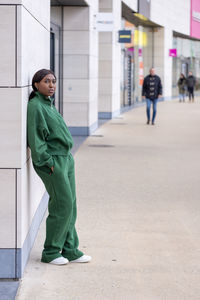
[33,153,83,263]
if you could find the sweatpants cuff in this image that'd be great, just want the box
[62,249,84,261]
[41,252,63,263]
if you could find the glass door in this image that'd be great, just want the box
[123,50,135,106]
[50,22,63,115]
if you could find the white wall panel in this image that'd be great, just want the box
[0,170,15,248]
[0,0,21,3]
[17,5,50,87]
[62,3,98,131]
[63,55,89,79]
[151,0,190,35]
[63,6,89,30]
[0,6,15,86]
[51,6,62,27]
[63,79,89,102]
[17,3,50,247]
[17,159,45,247]
[89,99,98,125]
[63,102,89,126]
[98,1,121,115]
[98,95,112,112]
[63,31,89,55]
[0,88,21,168]
[22,0,50,30]
[99,0,112,12]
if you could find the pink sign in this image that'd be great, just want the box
[169,49,177,57]
[127,47,134,53]
[191,0,200,39]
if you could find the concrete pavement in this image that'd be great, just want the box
[16,98,200,300]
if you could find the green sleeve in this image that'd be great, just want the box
[27,104,54,168]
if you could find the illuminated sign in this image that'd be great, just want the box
[190,0,200,39]
[118,30,132,43]
[134,30,147,47]
[169,49,177,57]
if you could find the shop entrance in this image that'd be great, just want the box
[50,22,63,114]
[181,62,188,77]
[121,49,135,107]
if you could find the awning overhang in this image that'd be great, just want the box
[122,2,161,28]
[51,0,88,6]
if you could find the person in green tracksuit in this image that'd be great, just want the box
[27,69,91,265]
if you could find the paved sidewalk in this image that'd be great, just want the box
[16,99,200,300]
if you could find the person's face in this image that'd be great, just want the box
[189,72,192,76]
[150,68,155,76]
[35,74,56,97]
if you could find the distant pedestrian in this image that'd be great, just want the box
[186,71,196,102]
[177,73,186,102]
[142,68,162,125]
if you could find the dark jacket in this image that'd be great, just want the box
[177,77,186,94]
[27,91,73,168]
[186,75,196,88]
[142,74,162,100]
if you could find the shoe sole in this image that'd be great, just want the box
[70,260,91,263]
[49,261,69,265]
[70,257,92,263]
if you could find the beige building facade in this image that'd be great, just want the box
[0,0,199,278]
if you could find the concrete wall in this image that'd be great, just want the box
[99,0,112,12]
[19,0,50,277]
[151,0,190,35]
[98,0,121,119]
[0,0,99,278]
[153,27,173,98]
[0,0,50,278]
[99,0,137,13]
[60,3,98,135]
[150,0,190,98]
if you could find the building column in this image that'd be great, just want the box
[0,1,50,278]
[62,3,98,136]
[98,0,121,119]
[153,27,173,99]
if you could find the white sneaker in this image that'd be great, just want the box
[49,256,69,265]
[70,255,92,263]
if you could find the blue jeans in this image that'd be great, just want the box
[179,93,185,102]
[146,98,158,123]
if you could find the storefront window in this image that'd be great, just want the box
[50,23,63,114]
[172,36,200,96]
[120,19,153,107]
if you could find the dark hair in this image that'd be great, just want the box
[180,73,185,79]
[29,69,56,101]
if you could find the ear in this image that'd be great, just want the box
[34,83,38,90]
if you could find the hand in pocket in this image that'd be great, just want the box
[50,166,54,175]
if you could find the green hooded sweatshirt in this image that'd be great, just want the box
[27,91,73,168]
